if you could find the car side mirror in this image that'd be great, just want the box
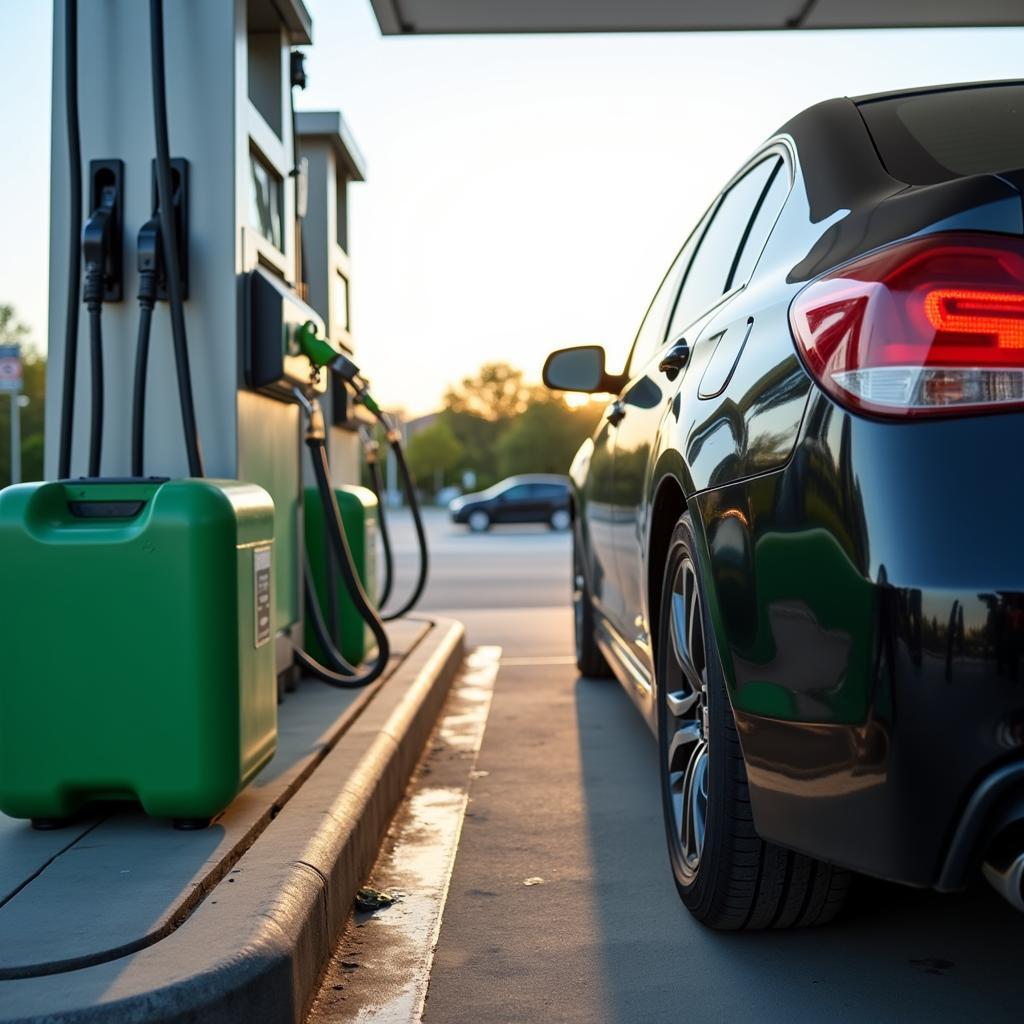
[542,345,623,394]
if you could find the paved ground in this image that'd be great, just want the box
[383,507,572,618]
[314,507,1024,1023]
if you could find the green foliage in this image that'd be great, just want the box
[496,396,602,478]
[0,305,45,486]
[405,419,465,489]
[444,362,533,421]
[437,408,504,490]
[435,359,602,492]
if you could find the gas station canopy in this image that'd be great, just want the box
[369,0,1024,34]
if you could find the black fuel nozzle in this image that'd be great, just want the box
[82,184,118,312]
[136,214,163,310]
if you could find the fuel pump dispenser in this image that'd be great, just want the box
[295,112,379,667]
[293,325,430,622]
[0,0,429,829]
[295,111,430,649]
[0,0,279,828]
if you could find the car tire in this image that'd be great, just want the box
[656,515,850,930]
[550,508,572,531]
[573,526,613,678]
[467,510,491,533]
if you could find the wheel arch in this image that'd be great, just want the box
[647,455,733,715]
[646,463,689,675]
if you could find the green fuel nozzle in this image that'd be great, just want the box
[295,319,337,370]
[295,320,384,417]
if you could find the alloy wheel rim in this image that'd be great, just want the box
[665,555,710,875]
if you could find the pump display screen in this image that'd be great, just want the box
[249,151,283,250]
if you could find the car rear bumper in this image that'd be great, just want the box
[694,395,1024,887]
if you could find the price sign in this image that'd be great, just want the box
[0,345,22,393]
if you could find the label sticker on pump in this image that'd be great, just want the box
[254,546,272,648]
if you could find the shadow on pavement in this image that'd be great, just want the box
[573,675,1023,1024]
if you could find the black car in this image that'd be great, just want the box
[449,474,572,532]
[545,80,1024,929]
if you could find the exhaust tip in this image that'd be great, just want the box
[983,852,1024,912]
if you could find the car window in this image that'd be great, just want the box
[859,84,1024,185]
[530,483,567,499]
[666,156,781,338]
[625,209,713,376]
[501,484,530,501]
[727,159,788,290]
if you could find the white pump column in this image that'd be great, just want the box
[46,0,314,679]
[298,110,368,488]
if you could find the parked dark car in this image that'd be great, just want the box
[545,80,1024,930]
[449,474,571,532]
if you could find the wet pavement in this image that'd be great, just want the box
[310,510,1024,1023]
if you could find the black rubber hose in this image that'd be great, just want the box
[58,0,81,480]
[131,303,153,476]
[150,0,204,478]
[324,518,339,643]
[86,306,103,477]
[302,551,357,676]
[298,435,390,687]
[373,420,429,621]
[365,450,394,607]
[295,647,377,690]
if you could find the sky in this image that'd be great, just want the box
[2,2,1024,414]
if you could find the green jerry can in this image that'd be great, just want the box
[304,485,378,666]
[0,478,278,825]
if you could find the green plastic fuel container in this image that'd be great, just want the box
[304,485,378,666]
[0,478,278,825]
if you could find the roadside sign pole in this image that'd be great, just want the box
[10,391,21,485]
[0,344,24,485]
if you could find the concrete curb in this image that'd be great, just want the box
[2,617,465,1024]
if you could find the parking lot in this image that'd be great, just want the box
[310,508,1024,1023]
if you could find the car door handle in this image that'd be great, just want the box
[606,399,626,426]
[659,339,690,381]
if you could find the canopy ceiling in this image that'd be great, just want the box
[368,0,1024,34]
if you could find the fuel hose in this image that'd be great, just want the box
[58,0,82,479]
[302,550,358,676]
[359,426,394,608]
[361,401,429,621]
[293,328,429,620]
[295,394,391,688]
[150,0,204,478]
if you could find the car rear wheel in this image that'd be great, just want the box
[656,516,850,929]
[574,526,612,678]
[550,508,571,531]
[467,509,491,532]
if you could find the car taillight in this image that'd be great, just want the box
[789,232,1024,417]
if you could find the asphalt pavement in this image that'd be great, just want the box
[315,507,1024,1023]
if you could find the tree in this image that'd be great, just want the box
[0,305,45,486]
[437,407,503,490]
[405,419,465,495]
[495,393,602,478]
[0,306,30,348]
[444,362,533,421]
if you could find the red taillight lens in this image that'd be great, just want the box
[789,233,1024,416]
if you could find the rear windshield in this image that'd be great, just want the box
[858,83,1024,185]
